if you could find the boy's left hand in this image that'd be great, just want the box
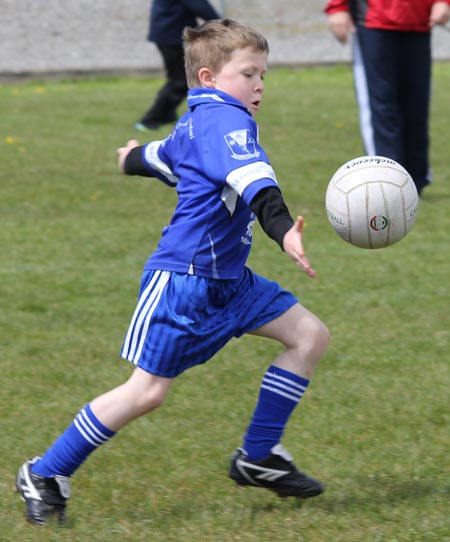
[283,216,317,279]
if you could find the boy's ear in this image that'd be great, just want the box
[198,67,216,88]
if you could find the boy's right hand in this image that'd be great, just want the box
[117,139,140,173]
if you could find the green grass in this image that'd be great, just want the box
[1,63,449,542]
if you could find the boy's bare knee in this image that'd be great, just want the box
[315,319,330,354]
[146,389,167,410]
[136,388,167,415]
[123,370,171,417]
[297,318,329,365]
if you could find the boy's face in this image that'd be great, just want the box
[212,47,268,115]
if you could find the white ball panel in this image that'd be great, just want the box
[325,156,419,249]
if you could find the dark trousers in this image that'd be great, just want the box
[140,44,189,124]
[353,26,432,193]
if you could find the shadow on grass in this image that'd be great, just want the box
[126,476,450,523]
[419,191,450,203]
[314,476,450,513]
[17,478,447,530]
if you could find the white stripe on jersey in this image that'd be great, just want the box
[122,270,171,363]
[143,141,179,186]
[226,161,277,196]
[208,234,219,279]
[220,185,239,216]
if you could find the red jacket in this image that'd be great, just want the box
[325,0,450,31]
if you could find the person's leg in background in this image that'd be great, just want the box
[353,27,404,163]
[137,44,188,130]
[398,31,432,195]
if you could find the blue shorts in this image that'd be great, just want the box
[120,268,298,377]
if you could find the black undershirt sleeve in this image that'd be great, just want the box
[250,186,295,250]
[124,146,154,177]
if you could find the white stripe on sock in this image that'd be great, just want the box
[79,409,110,443]
[266,372,307,391]
[74,417,102,447]
[74,410,107,447]
[262,374,306,401]
[260,384,302,403]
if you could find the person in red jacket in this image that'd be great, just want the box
[325,0,450,195]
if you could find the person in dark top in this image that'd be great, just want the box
[135,0,220,131]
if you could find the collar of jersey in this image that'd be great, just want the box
[187,88,250,115]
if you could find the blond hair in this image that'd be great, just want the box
[183,19,269,89]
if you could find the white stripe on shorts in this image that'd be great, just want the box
[122,270,171,363]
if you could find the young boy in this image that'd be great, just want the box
[16,19,329,526]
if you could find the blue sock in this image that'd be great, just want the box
[243,365,310,461]
[31,404,116,478]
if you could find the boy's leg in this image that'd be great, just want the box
[17,368,172,525]
[229,303,329,498]
[245,303,328,458]
[89,367,172,431]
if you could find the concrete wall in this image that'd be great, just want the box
[2,0,450,77]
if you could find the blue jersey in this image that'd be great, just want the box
[142,88,279,279]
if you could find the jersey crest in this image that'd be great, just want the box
[225,129,260,160]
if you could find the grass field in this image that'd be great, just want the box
[1,63,449,542]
